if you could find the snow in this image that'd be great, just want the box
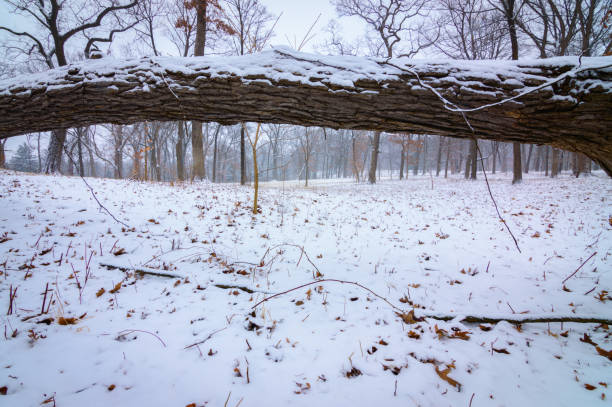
[0,169,611,406]
[1,47,610,100]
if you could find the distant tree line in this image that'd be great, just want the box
[0,0,609,182]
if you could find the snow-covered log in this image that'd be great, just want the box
[1,47,611,173]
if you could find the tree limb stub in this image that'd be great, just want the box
[1,47,611,173]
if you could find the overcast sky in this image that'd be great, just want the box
[261,0,365,51]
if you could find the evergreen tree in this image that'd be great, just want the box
[9,142,37,173]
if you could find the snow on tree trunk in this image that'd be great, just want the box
[1,49,611,175]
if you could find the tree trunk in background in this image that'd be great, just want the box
[191,121,205,179]
[436,137,443,176]
[444,139,450,178]
[176,121,185,181]
[240,126,246,184]
[76,129,84,176]
[212,126,218,182]
[66,143,77,176]
[525,144,534,173]
[502,0,523,184]
[113,126,123,179]
[573,153,588,178]
[88,137,96,177]
[414,135,422,176]
[551,148,560,177]
[492,142,498,174]
[352,134,360,182]
[0,139,5,168]
[37,134,42,172]
[470,139,477,179]
[544,146,549,176]
[422,135,428,175]
[399,142,405,180]
[512,142,522,184]
[464,141,471,179]
[534,146,542,173]
[44,129,66,173]
[191,2,207,181]
[368,131,381,183]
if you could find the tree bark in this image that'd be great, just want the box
[191,121,205,179]
[0,139,5,168]
[525,144,534,173]
[76,128,84,176]
[176,121,185,181]
[212,125,218,182]
[44,129,66,173]
[470,139,477,179]
[399,141,405,180]
[368,131,381,183]
[435,137,443,176]
[512,142,522,184]
[551,148,560,177]
[1,51,611,175]
[240,126,246,185]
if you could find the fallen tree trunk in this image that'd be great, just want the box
[420,314,612,326]
[1,47,611,173]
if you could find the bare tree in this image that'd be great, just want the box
[0,0,138,173]
[333,0,435,183]
[190,0,233,180]
[221,0,277,185]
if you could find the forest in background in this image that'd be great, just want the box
[0,0,610,183]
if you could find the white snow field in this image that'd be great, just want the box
[0,169,610,407]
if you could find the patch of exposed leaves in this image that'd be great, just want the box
[435,325,470,340]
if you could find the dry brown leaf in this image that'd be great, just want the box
[580,333,597,346]
[435,366,461,391]
[345,367,362,378]
[595,346,612,361]
[57,317,77,325]
[96,288,105,297]
[108,384,116,391]
[584,383,597,390]
[396,309,422,324]
[113,248,126,256]
[109,282,122,294]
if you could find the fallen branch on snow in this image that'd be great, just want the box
[100,262,183,279]
[252,278,612,326]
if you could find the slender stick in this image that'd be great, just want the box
[252,278,403,312]
[116,329,166,347]
[184,326,228,349]
[562,252,597,285]
[62,145,130,228]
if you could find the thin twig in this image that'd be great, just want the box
[184,327,228,349]
[260,243,321,277]
[562,252,597,285]
[382,60,521,252]
[252,278,403,312]
[473,138,521,252]
[116,329,166,347]
[62,145,130,228]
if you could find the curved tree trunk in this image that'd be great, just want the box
[1,49,611,174]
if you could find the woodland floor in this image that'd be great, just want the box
[0,169,610,407]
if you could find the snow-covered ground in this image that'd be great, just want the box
[0,169,610,407]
